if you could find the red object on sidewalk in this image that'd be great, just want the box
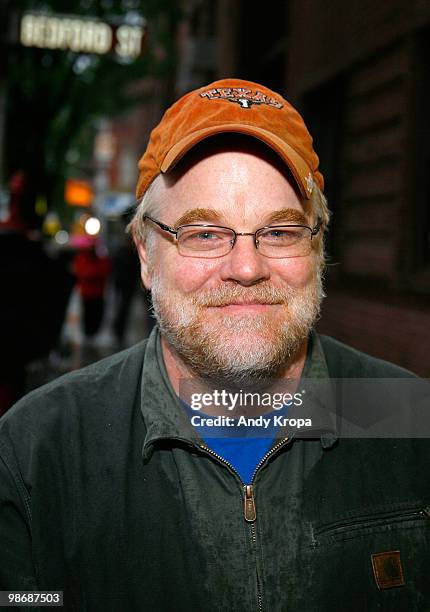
[73,249,111,299]
[73,247,112,337]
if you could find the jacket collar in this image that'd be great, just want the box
[140,327,198,460]
[301,331,338,449]
[140,326,338,460]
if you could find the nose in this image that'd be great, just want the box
[219,234,271,286]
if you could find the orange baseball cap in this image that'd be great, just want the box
[136,78,324,200]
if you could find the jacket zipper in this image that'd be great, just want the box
[315,505,430,538]
[200,436,290,612]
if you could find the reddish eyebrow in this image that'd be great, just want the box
[174,208,223,227]
[265,208,308,225]
[174,207,309,228]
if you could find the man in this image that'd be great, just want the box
[1,79,429,611]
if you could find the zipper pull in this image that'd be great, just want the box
[244,484,257,522]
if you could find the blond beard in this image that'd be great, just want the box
[150,269,324,386]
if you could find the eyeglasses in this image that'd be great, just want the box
[143,215,323,259]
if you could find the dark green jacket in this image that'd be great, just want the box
[1,329,429,611]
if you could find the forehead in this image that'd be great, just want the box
[151,135,308,225]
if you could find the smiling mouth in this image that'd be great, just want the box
[209,302,282,310]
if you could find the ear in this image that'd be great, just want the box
[135,241,152,290]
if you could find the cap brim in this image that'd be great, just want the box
[160,123,313,199]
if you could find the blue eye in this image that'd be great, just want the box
[268,230,288,237]
[259,227,305,245]
[178,227,234,252]
[196,232,218,240]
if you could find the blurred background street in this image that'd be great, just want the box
[25,285,154,393]
[1,0,430,414]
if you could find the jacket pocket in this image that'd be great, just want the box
[312,504,430,546]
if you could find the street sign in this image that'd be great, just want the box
[18,12,146,60]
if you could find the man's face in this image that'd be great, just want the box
[137,142,324,384]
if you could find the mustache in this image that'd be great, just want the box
[190,284,296,307]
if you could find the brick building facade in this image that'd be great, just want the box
[286,0,430,375]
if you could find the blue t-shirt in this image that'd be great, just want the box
[183,403,290,484]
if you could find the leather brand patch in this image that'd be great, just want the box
[371,551,405,589]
